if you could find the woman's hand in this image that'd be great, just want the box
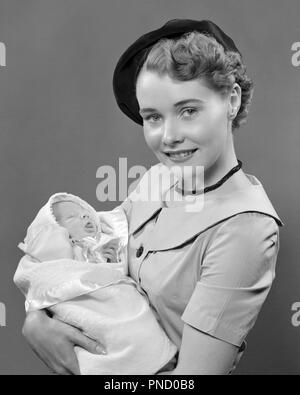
[22,310,106,375]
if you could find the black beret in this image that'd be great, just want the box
[113,19,241,125]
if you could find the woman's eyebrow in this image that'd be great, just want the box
[174,99,205,107]
[139,107,157,115]
[139,99,205,115]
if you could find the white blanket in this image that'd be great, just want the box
[14,193,177,375]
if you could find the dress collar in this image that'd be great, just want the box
[128,165,283,251]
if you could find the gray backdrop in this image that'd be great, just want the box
[0,0,299,375]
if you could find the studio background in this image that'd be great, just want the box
[0,0,299,375]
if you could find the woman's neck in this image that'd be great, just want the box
[180,136,239,194]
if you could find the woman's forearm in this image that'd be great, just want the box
[173,324,239,375]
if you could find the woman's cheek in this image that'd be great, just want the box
[183,122,207,145]
[143,126,162,151]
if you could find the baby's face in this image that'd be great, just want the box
[52,201,98,240]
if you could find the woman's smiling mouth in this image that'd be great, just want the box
[164,148,198,162]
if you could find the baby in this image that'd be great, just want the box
[14,193,177,375]
[51,200,120,264]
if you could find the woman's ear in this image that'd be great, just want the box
[227,83,242,120]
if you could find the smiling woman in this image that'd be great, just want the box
[21,19,283,375]
[111,20,283,374]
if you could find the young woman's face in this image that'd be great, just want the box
[136,70,231,173]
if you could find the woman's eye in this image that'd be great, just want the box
[181,108,199,118]
[144,113,162,123]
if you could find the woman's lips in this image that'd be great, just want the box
[164,148,198,162]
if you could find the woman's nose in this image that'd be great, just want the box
[161,120,184,146]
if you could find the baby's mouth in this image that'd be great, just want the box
[85,222,96,233]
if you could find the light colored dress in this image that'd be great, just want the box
[120,163,284,371]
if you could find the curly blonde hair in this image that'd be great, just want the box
[137,31,254,131]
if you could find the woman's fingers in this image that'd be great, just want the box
[22,301,107,376]
[23,311,84,375]
[69,328,106,355]
[30,335,79,375]
[58,347,81,375]
[44,335,81,375]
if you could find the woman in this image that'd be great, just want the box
[21,19,283,375]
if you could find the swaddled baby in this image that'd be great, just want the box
[51,199,121,264]
[14,193,177,375]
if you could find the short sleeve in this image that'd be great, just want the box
[181,212,280,347]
